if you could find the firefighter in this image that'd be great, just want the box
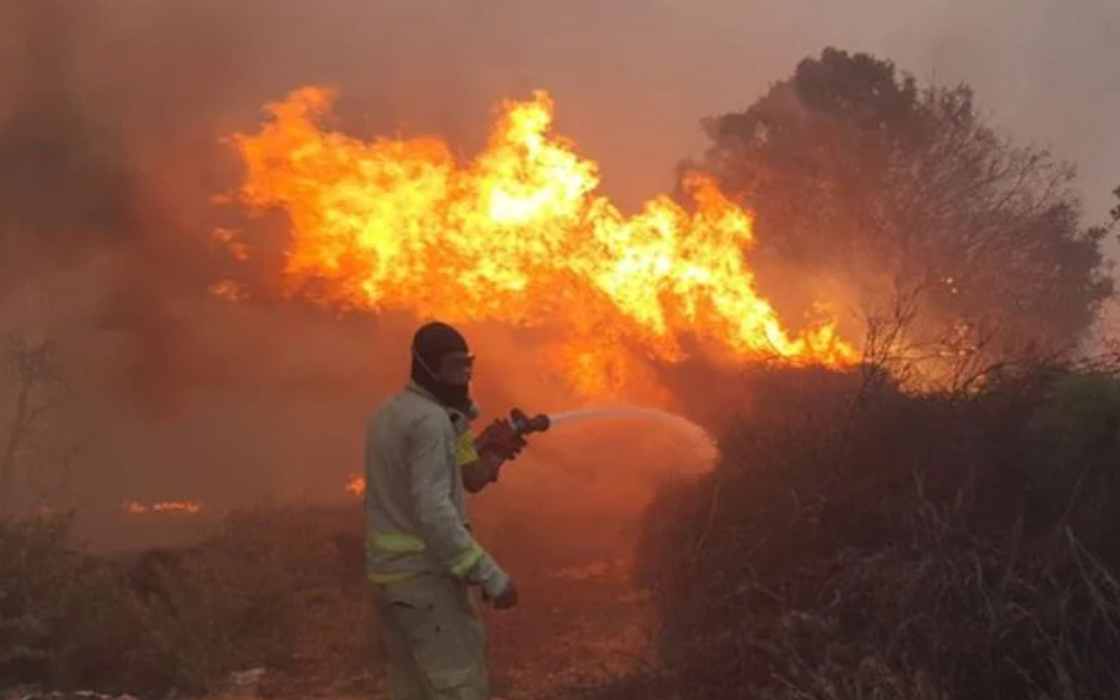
[365,321,523,700]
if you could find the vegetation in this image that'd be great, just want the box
[0,334,72,517]
[575,360,1118,700]
[0,506,373,697]
[689,48,1118,381]
[585,49,1120,699]
[4,358,1120,700]
[586,48,1120,695]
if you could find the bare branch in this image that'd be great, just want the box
[0,330,69,515]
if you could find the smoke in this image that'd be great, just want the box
[0,0,1116,548]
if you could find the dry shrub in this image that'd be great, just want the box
[125,504,376,696]
[592,361,1120,700]
[0,503,375,697]
[0,514,135,691]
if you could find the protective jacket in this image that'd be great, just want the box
[364,381,509,598]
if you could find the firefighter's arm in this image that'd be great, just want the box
[459,419,528,494]
[461,455,501,494]
[460,432,507,494]
[408,413,510,597]
[449,412,496,494]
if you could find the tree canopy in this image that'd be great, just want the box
[693,47,1115,381]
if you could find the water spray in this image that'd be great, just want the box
[499,404,720,475]
[505,405,710,436]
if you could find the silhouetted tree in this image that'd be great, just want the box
[0,333,72,515]
[693,48,1113,382]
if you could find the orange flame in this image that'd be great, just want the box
[345,473,365,497]
[123,500,202,515]
[219,87,857,394]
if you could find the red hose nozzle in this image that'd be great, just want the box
[509,407,550,435]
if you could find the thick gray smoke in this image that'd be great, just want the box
[0,0,1116,547]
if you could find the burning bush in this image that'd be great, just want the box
[593,361,1120,700]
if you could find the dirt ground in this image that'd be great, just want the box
[258,555,655,700]
[485,558,655,699]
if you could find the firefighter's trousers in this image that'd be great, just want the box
[371,573,489,700]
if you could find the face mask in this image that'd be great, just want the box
[411,349,474,414]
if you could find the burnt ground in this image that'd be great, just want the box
[485,558,655,698]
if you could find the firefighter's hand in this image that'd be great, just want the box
[490,580,519,610]
[462,454,502,493]
[502,422,528,459]
[477,419,528,462]
[508,432,528,459]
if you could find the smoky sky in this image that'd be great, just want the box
[0,0,1117,543]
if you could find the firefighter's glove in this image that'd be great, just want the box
[476,418,528,462]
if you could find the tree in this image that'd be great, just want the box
[0,332,72,516]
[692,47,1114,385]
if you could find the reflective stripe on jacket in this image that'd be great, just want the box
[364,382,508,595]
[455,431,480,467]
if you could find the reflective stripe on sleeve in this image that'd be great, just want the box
[449,542,485,577]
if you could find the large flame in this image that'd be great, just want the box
[218,87,857,394]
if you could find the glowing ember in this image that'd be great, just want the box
[345,473,365,497]
[219,87,858,394]
[123,500,202,515]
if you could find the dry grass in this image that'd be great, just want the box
[0,501,651,699]
[0,504,377,697]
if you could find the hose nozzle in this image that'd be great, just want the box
[509,407,551,435]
